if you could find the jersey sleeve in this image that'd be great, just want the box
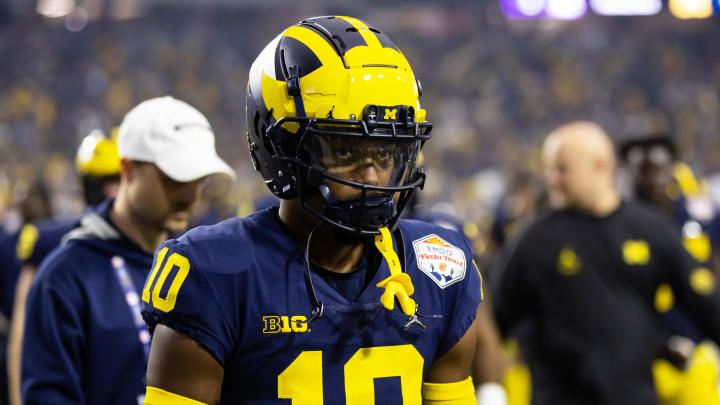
[436,236,484,356]
[141,238,239,368]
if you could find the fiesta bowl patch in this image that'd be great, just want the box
[413,234,466,288]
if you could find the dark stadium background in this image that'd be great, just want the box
[1,0,719,256]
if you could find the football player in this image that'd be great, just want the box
[21,96,235,405]
[621,135,720,277]
[142,16,483,405]
[620,135,720,404]
[6,129,121,405]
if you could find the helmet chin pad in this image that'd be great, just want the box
[319,184,396,231]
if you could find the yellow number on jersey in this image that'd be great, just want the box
[141,247,190,312]
[278,351,324,404]
[278,345,424,404]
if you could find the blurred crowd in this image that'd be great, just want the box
[2,3,720,257]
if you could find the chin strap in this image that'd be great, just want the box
[374,227,417,317]
[319,184,395,232]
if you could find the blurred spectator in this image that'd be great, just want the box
[492,121,720,405]
[6,129,121,405]
[0,180,53,405]
[20,96,234,405]
[619,134,720,404]
[620,135,720,275]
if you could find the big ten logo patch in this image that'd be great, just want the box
[263,315,310,334]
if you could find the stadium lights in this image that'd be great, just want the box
[517,0,545,16]
[669,0,713,18]
[36,0,75,18]
[546,0,587,19]
[589,0,663,15]
[501,0,588,19]
[64,7,89,32]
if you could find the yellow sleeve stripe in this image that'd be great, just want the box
[473,259,484,301]
[144,386,207,405]
[422,376,476,403]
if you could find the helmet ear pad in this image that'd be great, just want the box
[246,94,304,199]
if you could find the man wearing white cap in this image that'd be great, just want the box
[20,96,234,405]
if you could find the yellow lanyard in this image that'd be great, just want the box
[374,227,416,316]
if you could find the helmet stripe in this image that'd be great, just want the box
[284,26,341,70]
[274,36,323,80]
[298,16,367,57]
[338,16,382,49]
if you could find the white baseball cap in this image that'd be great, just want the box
[117,96,235,182]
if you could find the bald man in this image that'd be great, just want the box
[543,121,618,214]
[491,121,720,405]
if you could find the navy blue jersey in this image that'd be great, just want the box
[22,200,154,405]
[142,208,482,404]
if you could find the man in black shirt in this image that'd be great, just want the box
[492,121,720,405]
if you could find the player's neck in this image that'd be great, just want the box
[110,193,168,255]
[309,233,365,273]
[279,199,365,273]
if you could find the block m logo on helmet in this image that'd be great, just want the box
[384,108,397,120]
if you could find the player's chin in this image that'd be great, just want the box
[548,190,568,210]
[164,213,191,234]
[647,186,668,204]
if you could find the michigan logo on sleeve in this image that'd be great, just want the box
[622,239,651,266]
[413,234,466,288]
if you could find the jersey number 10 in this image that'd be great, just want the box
[142,247,190,312]
[279,345,424,404]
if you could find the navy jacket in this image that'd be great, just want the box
[22,200,153,405]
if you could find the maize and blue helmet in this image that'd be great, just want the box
[246,16,431,235]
